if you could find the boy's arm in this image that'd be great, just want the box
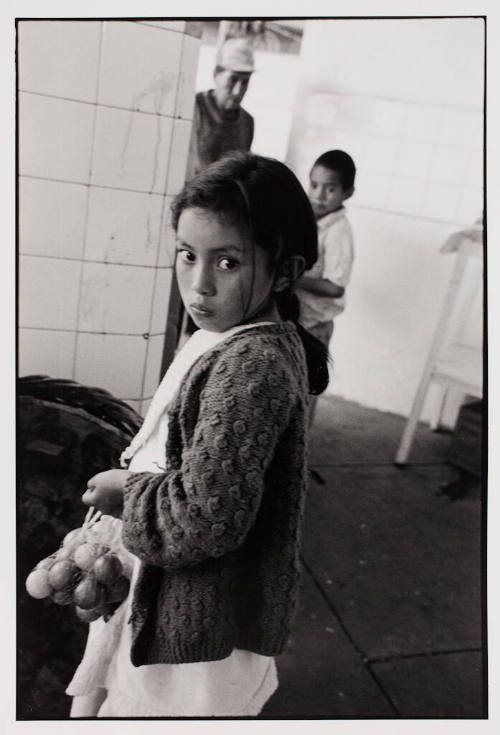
[321,219,354,292]
[297,218,353,298]
[296,274,344,298]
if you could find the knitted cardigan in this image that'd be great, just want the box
[121,322,309,666]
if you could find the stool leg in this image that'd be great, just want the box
[395,372,432,465]
[429,386,447,431]
[395,253,468,465]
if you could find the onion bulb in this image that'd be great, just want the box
[73,575,104,610]
[105,575,130,603]
[63,528,84,547]
[48,559,79,591]
[25,568,52,599]
[73,542,102,571]
[93,552,123,585]
[36,553,58,571]
[52,589,74,606]
[75,605,103,623]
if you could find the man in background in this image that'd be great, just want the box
[186,37,255,180]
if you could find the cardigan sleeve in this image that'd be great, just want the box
[121,341,296,570]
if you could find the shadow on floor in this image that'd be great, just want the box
[260,394,485,719]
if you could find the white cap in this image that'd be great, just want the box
[215,38,255,73]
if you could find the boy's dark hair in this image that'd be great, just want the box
[312,149,356,191]
[171,151,329,395]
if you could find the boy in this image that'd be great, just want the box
[295,149,356,426]
[296,149,356,350]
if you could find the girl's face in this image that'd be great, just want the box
[175,207,278,333]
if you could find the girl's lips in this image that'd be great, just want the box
[190,303,213,316]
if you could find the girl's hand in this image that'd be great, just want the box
[82,469,130,518]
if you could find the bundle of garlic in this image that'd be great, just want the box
[25,507,132,623]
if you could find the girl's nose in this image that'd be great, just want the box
[317,186,326,201]
[193,265,215,296]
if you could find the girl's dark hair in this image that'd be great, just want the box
[313,149,356,191]
[171,151,329,395]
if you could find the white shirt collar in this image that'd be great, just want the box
[317,207,346,231]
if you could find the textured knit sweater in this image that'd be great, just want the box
[121,322,309,666]
[186,90,254,180]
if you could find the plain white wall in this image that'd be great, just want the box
[286,18,484,419]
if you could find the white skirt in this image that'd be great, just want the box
[67,553,278,718]
[68,355,279,718]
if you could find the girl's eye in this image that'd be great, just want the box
[176,249,195,264]
[218,257,238,271]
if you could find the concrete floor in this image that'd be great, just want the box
[260,394,485,719]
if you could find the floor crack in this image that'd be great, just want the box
[300,555,400,716]
[369,647,483,665]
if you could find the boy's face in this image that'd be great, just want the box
[308,165,352,220]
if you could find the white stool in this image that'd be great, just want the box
[395,234,483,465]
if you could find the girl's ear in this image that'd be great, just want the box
[273,256,306,293]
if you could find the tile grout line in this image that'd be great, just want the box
[19,89,194,122]
[19,172,172,196]
[300,555,400,716]
[19,326,166,338]
[19,252,173,269]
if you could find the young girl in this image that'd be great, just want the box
[66,151,329,717]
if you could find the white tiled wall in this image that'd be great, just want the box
[18,21,101,102]
[18,20,200,415]
[97,22,182,116]
[90,106,174,194]
[176,35,201,120]
[286,18,484,419]
[158,195,177,268]
[150,268,174,334]
[290,91,483,227]
[19,94,95,183]
[166,118,193,195]
[20,178,88,260]
[74,332,148,397]
[78,262,157,334]
[142,333,168,401]
[19,328,77,379]
[19,256,82,331]
[84,188,164,267]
